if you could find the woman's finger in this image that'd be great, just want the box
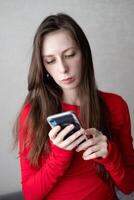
[76,136,100,152]
[53,124,75,144]
[82,144,101,157]
[83,151,100,160]
[59,128,85,148]
[65,135,87,150]
[48,125,61,140]
[85,128,100,138]
[82,142,108,160]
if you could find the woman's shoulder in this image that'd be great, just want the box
[98,90,127,106]
[99,90,130,126]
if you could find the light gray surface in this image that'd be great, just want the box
[0,0,134,199]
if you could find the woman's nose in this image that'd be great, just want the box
[58,58,69,73]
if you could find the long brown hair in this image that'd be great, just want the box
[13,13,112,180]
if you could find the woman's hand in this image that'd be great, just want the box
[49,124,87,150]
[75,128,108,160]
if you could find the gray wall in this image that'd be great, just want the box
[0,0,134,198]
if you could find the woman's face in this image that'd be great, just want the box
[42,29,82,93]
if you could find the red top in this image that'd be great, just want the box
[19,92,134,200]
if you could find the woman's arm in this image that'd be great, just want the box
[19,103,86,200]
[76,96,134,194]
[20,142,73,200]
[95,97,134,194]
[19,104,74,200]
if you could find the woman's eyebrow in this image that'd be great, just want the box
[42,47,77,58]
[42,55,54,58]
[63,47,76,53]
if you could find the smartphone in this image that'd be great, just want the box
[47,111,81,140]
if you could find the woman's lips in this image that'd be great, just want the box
[61,77,75,84]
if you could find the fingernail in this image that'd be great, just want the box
[83,156,88,160]
[70,124,74,128]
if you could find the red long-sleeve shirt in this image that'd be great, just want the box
[19,92,134,200]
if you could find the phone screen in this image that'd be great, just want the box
[47,111,81,140]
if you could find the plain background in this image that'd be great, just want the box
[0,0,134,199]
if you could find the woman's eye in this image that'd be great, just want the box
[46,60,55,64]
[65,53,75,58]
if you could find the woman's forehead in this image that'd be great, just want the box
[42,29,77,56]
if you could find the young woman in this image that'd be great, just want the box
[14,13,134,200]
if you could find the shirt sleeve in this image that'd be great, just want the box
[95,97,134,194]
[19,104,74,200]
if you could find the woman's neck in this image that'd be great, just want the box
[62,90,80,106]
